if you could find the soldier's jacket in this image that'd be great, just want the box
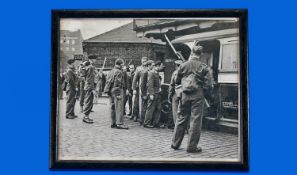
[81,65,95,91]
[126,71,134,91]
[104,66,125,96]
[132,66,148,96]
[65,65,77,92]
[147,69,161,95]
[122,69,128,91]
[168,69,178,99]
[176,56,214,97]
[78,76,85,91]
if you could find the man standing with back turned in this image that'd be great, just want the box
[104,58,129,129]
[171,45,213,153]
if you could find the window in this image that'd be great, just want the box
[71,47,75,51]
[66,40,69,44]
[66,47,69,51]
[72,40,75,45]
[221,43,239,70]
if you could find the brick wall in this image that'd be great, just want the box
[83,42,177,83]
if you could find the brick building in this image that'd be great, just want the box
[59,30,83,72]
[83,22,175,83]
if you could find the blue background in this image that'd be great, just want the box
[1,0,296,174]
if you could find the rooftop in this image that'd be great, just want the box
[84,22,164,44]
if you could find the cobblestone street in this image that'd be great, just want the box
[57,97,239,162]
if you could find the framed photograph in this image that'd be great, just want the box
[50,10,248,170]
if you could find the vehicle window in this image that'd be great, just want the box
[221,43,239,71]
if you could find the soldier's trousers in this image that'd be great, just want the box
[109,91,124,125]
[66,89,76,117]
[83,89,94,116]
[144,93,161,126]
[124,91,133,114]
[172,93,179,124]
[139,95,148,123]
[172,96,204,150]
[80,89,85,107]
[132,91,139,118]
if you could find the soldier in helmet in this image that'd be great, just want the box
[64,59,78,119]
[171,45,214,153]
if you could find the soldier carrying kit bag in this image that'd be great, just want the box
[181,64,207,94]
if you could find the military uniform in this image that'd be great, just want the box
[78,76,85,111]
[144,69,161,127]
[124,70,134,116]
[81,64,96,122]
[171,55,213,152]
[168,69,179,124]
[122,69,128,115]
[77,66,86,112]
[132,65,148,124]
[95,72,106,97]
[104,66,126,127]
[65,65,77,119]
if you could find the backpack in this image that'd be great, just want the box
[182,73,200,93]
[182,64,206,94]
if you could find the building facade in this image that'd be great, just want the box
[59,30,83,72]
[83,22,174,83]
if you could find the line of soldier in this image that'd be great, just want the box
[62,44,214,153]
[62,56,167,128]
[103,57,164,129]
[130,57,164,128]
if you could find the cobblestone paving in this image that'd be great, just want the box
[57,97,239,161]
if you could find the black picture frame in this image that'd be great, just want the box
[50,9,249,171]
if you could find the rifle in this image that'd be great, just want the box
[164,33,210,108]
[102,57,107,70]
[164,34,185,62]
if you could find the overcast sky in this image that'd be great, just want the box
[60,18,133,40]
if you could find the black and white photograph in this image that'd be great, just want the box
[50,10,248,169]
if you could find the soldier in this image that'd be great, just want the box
[122,65,129,116]
[81,60,96,124]
[171,45,214,153]
[64,59,78,119]
[104,58,129,129]
[168,60,183,125]
[125,64,135,118]
[132,57,148,125]
[94,68,106,103]
[78,63,85,112]
[96,69,106,97]
[143,60,162,128]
